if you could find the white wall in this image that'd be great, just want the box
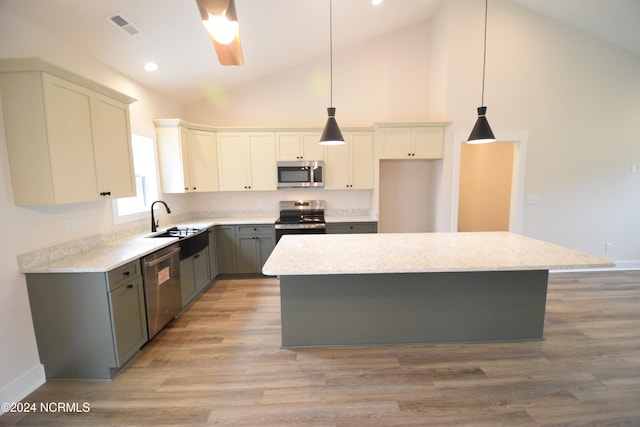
[437,0,640,261]
[184,20,433,127]
[0,11,183,405]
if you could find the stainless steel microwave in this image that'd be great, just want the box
[277,161,324,188]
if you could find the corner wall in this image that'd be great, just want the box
[0,11,183,407]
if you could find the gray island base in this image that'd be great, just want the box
[280,270,548,347]
[263,232,614,348]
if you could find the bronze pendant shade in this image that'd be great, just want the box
[467,0,496,144]
[320,107,345,146]
[467,106,496,144]
[319,0,345,145]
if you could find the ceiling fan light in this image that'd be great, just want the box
[203,13,238,45]
[319,107,345,146]
[467,106,496,144]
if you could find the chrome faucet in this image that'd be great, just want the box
[150,200,171,232]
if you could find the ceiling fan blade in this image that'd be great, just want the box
[212,36,244,66]
[196,0,244,66]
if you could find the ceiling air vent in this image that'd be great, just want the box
[106,13,141,36]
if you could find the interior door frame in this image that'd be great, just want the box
[450,130,528,233]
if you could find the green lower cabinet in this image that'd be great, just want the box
[214,224,275,275]
[25,260,147,381]
[208,227,219,280]
[216,225,237,274]
[180,247,211,308]
[326,221,378,234]
[109,276,147,367]
[235,224,276,274]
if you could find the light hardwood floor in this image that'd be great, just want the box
[3,271,640,426]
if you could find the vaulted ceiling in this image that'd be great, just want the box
[2,0,638,105]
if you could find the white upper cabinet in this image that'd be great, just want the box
[155,120,218,193]
[275,131,324,161]
[324,131,374,190]
[91,93,137,199]
[0,58,136,205]
[217,132,276,191]
[377,125,445,159]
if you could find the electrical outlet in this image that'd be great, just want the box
[65,219,74,232]
[526,195,539,205]
[605,242,613,252]
[631,164,638,174]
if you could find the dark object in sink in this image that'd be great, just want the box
[153,226,202,238]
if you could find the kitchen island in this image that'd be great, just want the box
[262,232,613,347]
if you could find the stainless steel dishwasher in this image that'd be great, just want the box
[141,243,182,338]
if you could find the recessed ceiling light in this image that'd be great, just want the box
[372,0,383,5]
[144,62,158,72]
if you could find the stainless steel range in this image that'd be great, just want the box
[275,200,326,242]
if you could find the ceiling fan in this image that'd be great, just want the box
[196,0,244,66]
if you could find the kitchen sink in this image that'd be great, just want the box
[149,226,203,239]
[147,226,208,260]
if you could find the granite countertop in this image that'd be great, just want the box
[262,231,614,276]
[21,217,277,274]
[20,215,379,274]
[324,215,377,223]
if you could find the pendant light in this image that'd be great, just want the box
[319,0,345,146]
[467,0,496,144]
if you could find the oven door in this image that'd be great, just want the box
[275,224,326,242]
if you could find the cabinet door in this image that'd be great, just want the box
[275,132,301,161]
[180,257,196,307]
[208,228,219,280]
[42,74,99,203]
[109,276,147,366]
[248,132,276,191]
[91,93,136,198]
[157,125,190,193]
[188,130,219,192]
[193,248,211,292]
[236,234,259,273]
[349,132,374,189]
[413,127,444,159]
[216,225,237,274]
[258,235,276,272]
[378,128,413,159]
[301,132,324,161]
[324,142,350,189]
[217,133,249,191]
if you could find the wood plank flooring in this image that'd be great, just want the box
[3,271,640,426]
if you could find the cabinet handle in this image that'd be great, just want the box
[185,187,189,191]
[193,187,197,190]
[194,254,200,259]
[123,271,130,276]
[126,284,133,289]
[99,191,111,196]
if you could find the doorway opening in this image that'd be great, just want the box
[451,131,528,233]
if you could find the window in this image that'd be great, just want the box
[113,133,160,224]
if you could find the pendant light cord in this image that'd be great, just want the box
[481,0,488,106]
[329,0,334,108]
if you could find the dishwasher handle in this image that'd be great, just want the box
[144,247,180,268]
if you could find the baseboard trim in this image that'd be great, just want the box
[0,364,45,411]
[552,260,640,273]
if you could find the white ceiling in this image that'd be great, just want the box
[2,0,638,106]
